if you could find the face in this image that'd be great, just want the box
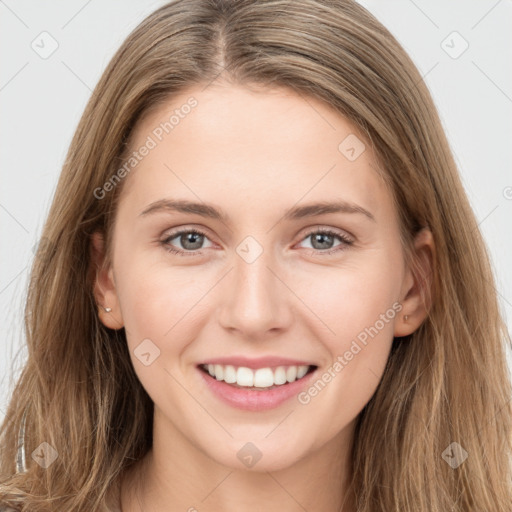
[94,83,420,473]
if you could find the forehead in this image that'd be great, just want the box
[118,83,393,224]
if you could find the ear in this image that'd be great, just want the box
[90,231,124,330]
[394,227,435,337]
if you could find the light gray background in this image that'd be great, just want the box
[1,0,511,425]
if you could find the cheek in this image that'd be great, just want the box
[295,249,403,419]
[291,278,401,455]
[114,249,217,378]
[113,261,207,404]
[116,243,403,347]
[297,250,403,404]
[302,256,402,342]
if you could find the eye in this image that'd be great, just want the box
[161,228,213,256]
[160,227,354,257]
[296,228,354,256]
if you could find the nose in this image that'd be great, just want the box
[217,246,294,339]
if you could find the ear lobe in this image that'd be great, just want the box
[394,227,435,337]
[90,231,124,330]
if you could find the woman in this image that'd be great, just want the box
[1,0,511,510]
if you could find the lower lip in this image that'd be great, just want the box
[197,366,317,411]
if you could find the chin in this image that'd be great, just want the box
[202,436,311,473]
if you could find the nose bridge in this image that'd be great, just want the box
[219,237,291,335]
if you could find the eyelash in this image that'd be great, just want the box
[160,227,354,257]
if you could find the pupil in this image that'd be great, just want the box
[183,232,202,249]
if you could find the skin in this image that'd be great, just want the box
[91,82,433,512]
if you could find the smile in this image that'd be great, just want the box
[197,361,318,411]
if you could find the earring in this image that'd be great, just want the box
[103,306,112,313]
[404,315,409,322]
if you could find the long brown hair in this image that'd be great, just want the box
[1,1,511,510]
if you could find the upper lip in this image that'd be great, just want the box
[198,356,317,370]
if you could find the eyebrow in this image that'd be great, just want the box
[139,198,376,223]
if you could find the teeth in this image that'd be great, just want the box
[254,368,273,388]
[203,364,312,388]
[297,365,308,379]
[286,366,297,382]
[237,367,254,386]
[214,364,224,381]
[224,365,237,384]
[274,366,287,385]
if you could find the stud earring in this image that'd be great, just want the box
[404,315,409,322]
[103,306,112,313]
